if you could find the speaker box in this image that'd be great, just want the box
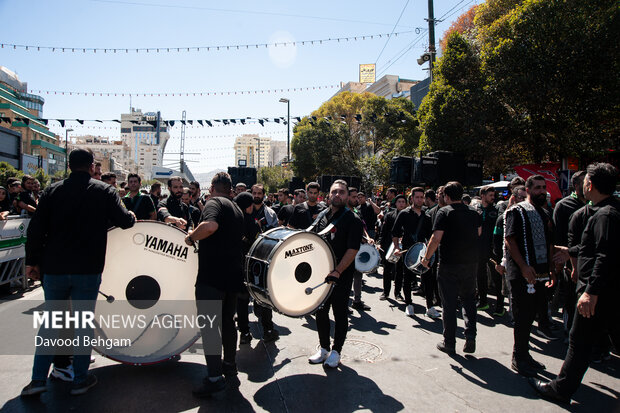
[464,161,483,186]
[427,151,465,184]
[389,156,413,185]
[228,166,257,187]
[289,176,305,193]
[413,156,439,186]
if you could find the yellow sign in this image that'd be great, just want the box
[359,64,376,84]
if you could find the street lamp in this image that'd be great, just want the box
[279,98,290,163]
[65,128,74,176]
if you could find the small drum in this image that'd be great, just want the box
[95,221,200,365]
[355,244,380,273]
[386,241,402,263]
[246,227,335,317]
[404,242,435,274]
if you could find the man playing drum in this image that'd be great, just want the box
[308,179,363,368]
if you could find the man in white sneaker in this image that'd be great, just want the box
[308,180,363,368]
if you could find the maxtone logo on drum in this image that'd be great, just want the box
[134,233,189,260]
[284,243,314,259]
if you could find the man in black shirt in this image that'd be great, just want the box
[271,188,289,216]
[288,182,325,230]
[392,187,432,316]
[421,181,482,355]
[552,171,585,334]
[474,186,501,314]
[424,189,437,212]
[504,175,556,377]
[308,179,363,368]
[21,149,135,397]
[278,188,305,226]
[101,172,117,188]
[348,187,372,312]
[149,182,161,210]
[185,172,244,396]
[189,181,204,212]
[378,194,407,300]
[122,173,156,220]
[531,163,619,404]
[17,175,37,216]
[358,192,380,239]
[182,187,202,227]
[157,176,191,231]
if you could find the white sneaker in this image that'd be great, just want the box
[50,364,74,382]
[426,307,441,319]
[308,348,329,364]
[324,350,340,368]
[405,304,414,316]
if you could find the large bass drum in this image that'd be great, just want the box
[246,227,335,317]
[94,221,200,365]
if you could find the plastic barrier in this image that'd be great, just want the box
[0,216,30,289]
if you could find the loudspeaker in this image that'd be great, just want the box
[427,151,465,184]
[464,161,483,186]
[228,166,257,187]
[389,156,413,185]
[289,176,305,193]
[413,156,439,186]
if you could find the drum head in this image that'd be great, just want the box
[355,244,380,272]
[95,221,200,365]
[404,243,426,271]
[266,231,335,317]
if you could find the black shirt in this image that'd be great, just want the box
[359,202,377,232]
[277,204,295,226]
[150,194,160,209]
[553,194,585,247]
[157,196,192,231]
[392,207,432,249]
[25,171,135,274]
[122,193,156,220]
[567,204,597,256]
[475,203,499,258]
[17,190,37,216]
[493,212,505,261]
[313,207,363,278]
[504,202,552,280]
[576,197,619,296]
[433,203,482,265]
[196,196,245,292]
[288,202,325,230]
[379,208,399,252]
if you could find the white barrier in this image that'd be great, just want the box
[0,216,30,289]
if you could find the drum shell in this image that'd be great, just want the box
[355,244,380,272]
[245,228,336,317]
[404,242,435,274]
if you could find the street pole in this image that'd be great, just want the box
[427,0,436,82]
[65,128,73,176]
[279,98,290,162]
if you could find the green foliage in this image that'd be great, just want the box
[33,168,51,189]
[257,166,294,193]
[0,162,23,188]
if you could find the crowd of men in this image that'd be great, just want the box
[16,149,619,405]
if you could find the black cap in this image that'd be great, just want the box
[234,192,253,210]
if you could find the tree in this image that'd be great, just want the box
[33,168,51,189]
[258,165,293,193]
[0,162,23,188]
[439,4,479,51]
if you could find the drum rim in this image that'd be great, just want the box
[245,228,337,317]
[108,219,191,236]
[355,244,380,272]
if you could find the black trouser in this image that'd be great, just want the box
[382,257,403,297]
[509,277,549,360]
[437,262,477,347]
[196,283,237,377]
[551,294,620,398]
[236,293,274,333]
[560,267,578,333]
[422,267,440,309]
[402,267,416,305]
[315,273,354,353]
[477,258,504,310]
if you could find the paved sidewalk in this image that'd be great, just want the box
[0,271,618,412]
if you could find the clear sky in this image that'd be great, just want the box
[0,0,478,174]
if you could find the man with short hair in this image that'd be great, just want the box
[185,172,244,396]
[21,149,135,397]
[234,182,247,196]
[530,163,619,404]
[421,181,482,355]
[189,181,204,211]
[358,192,380,239]
[278,189,304,226]
[504,175,556,377]
[497,176,526,214]
[157,176,191,231]
[182,187,202,228]
[424,189,437,211]
[378,194,407,300]
[474,186,501,313]
[101,172,117,187]
[149,182,162,208]
[271,188,289,215]
[392,187,433,317]
[348,187,373,312]
[17,175,37,216]
[91,162,102,180]
[288,182,325,230]
[308,180,363,368]
[122,173,156,220]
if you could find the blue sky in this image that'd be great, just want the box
[0,0,478,173]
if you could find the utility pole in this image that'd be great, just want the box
[180,110,186,174]
[427,0,436,82]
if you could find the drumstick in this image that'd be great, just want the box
[304,281,326,295]
[99,290,115,303]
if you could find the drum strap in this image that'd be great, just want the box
[411,213,425,243]
[306,207,330,232]
[317,208,349,236]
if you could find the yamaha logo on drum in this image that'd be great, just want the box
[284,243,314,259]
[135,233,189,261]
